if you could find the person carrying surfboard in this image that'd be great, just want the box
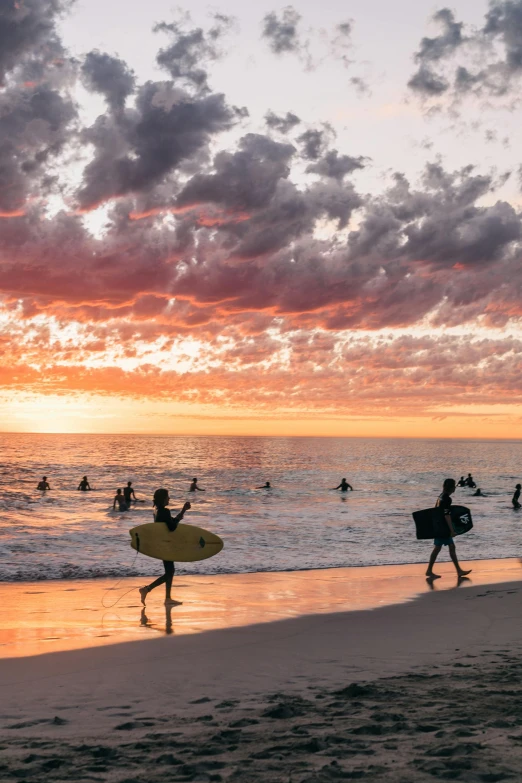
[139,489,191,606]
[426,478,472,581]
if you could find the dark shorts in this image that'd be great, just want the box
[434,537,454,547]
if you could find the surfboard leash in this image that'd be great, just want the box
[100,544,142,609]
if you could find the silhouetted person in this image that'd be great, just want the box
[78,476,91,491]
[139,489,191,606]
[123,481,136,504]
[465,473,476,488]
[426,478,471,581]
[113,488,128,511]
[189,477,205,492]
[473,488,484,497]
[332,478,353,492]
[256,481,271,489]
[513,484,521,510]
[37,476,50,491]
[457,476,466,487]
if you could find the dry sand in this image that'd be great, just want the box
[1,561,522,781]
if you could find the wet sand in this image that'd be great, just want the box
[1,558,521,658]
[1,560,522,781]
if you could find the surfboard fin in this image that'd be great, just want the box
[199,537,206,548]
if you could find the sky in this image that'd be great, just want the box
[0,0,522,437]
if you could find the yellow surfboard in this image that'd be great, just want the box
[129,522,224,562]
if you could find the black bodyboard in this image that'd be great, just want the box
[412,505,473,540]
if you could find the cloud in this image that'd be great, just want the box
[154,14,235,93]
[262,6,302,55]
[81,51,135,111]
[408,1,522,101]
[265,110,301,133]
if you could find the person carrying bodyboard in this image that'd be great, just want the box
[426,478,472,581]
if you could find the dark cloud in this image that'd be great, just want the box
[262,6,302,55]
[81,51,135,111]
[154,14,234,92]
[409,1,522,100]
[0,0,77,214]
[176,133,295,212]
[75,83,236,211]
[265,110,301,133]
[415,9,464,63]
[0,0,70,85]
[306,150,367,181]
[297,126,335,160]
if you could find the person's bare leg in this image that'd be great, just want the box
[139,573,166,604]
[426,546,442,578]
[164,561,181,606]
[448,544,471,577]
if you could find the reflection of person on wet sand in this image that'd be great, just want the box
[426,478,472,582]
[189,478,205,492]
[256,481,271,489]
[513,484,521,510]
[78,476,91,491]
[140,604,174,635]
[37,476,50,490]
[332,478,353,492]
[139,489,191,607]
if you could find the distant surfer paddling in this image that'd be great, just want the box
[256,481,271,489]
[37,476,50,491]
[426,478,472,581]
[332,478,353,492]
[189,477,205,492]
[513,484,521,510]
[139,490,191,606]
[78,476,91,491]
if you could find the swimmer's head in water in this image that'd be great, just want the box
[443,478,456,492]
[153,488,169,507]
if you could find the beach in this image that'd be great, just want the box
[2,560,522,781]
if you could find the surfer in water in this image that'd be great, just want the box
[37,476,50,490]
[139,490,191,606]
[332,478,353,492]
[113,488,128,511]
[426,478,472,581]
[123,481,136,505]
[472,488,484,497]
[256,481,271,489]
[189,477,205,492]
[465,473,476,488]
[513,484,521,510]
[457,476,466,487]
[78,476,91,491]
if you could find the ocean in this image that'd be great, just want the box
[0,434,520,582]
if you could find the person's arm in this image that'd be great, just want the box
[113,496,117,510]
[332,484,341,490]
[348,484,353,490]
[167,502,191,532]
[131,489,136,499]
[196,486,205,491]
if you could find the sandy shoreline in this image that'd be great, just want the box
[1,562,522,780]
[1,558,522,658]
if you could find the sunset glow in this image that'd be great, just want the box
[1,0,522,437]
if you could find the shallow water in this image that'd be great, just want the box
[0,433,520,581]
